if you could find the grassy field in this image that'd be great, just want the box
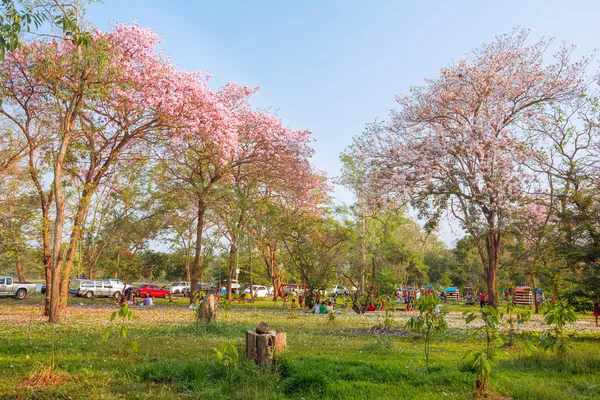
[0,295,599,399]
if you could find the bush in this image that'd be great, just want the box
[563,290,595,313]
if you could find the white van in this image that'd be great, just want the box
[69,279,125,299]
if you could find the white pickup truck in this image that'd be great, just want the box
[0,276,37,299]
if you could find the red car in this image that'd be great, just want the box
[135,284,171,298]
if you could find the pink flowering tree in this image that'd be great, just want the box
[0,24,229,321]
[156,81,252,302]
[353,29,589,308]
[213,109,323,300]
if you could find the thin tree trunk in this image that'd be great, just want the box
[57,194,91,316]
[190,199,206,303]
[485,231,500,309]
[49,130,72,322]
[531,272,538,314]
[15,248,24,282]
[185,250,191,283]
[114,248,121,279]
[41,204,52,317]
[248,237,253,302]
[226,241,238,301]
[360,214,367,296]
[25,123,53,316]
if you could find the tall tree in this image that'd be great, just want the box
[353,29,588,308]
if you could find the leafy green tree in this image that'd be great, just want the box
[0,0,92,59]
[539,299,577,355]
[282,213,350,308]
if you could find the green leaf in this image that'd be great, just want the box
[102,328,109,342]
[131,340,138,352]
[121,326,127,339]
[110,311,117,321]
[462,349,473,359]
[465,313,476,324]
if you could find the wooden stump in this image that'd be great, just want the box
[246,331,257,361]
[246,330,286,366]
[198,293,220,323]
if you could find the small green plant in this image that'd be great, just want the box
[213,342,239,382]
[505,300,530,347]
[383,309,395,328]
[327,310,336,322]
[406,294,447,367]
[221,299,231,319]
[464,306,502,396]
[103,303,137,353]
[539,299,577,355]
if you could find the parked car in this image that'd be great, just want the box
[184,283,218,296]
[0,276,37,299]
[279,283,308,297]
[330,285,350,296]
[104,279,132,292]
[167,282,190,294]
[243,285,269,298]
[71,279,124,299]
[134,284,171,298]
[220,280,241,295]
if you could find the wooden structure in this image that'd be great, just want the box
[246,322,287,366]
[444,287,460,302]
[514,286,533,306]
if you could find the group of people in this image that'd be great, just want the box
[396,290,420,311]
[118,286,153,307]
[312,300,338,315]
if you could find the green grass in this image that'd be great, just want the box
[0,297,599,399]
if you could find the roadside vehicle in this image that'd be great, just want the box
[167,282,190,294]
[243,285,269,298]
[134,284,171,298]
[220,280,241,295]
[184,283,218,296]
[330,285,350,296]
[0,276,37,299]
[71,279,124,299]
[278,283,308,297]
[105,279,131,292]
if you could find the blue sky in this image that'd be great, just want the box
[87,0,600,245]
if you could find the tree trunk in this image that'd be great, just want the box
[41,204,52,317]
[49,131,71,323]
[185,250,191,283]
[190,199,206,303]
[226,241,238,301]
[57,194,91,316]
[26,125,53,317]
[198,293,219,323]
[248,240,253,302]
[113,248,121,279]
[484,231,500,309]
[360,214,367,296]
[531,272,538,314]
[261,242,281,301]
[88,258,95,279]
[15,248,24,282]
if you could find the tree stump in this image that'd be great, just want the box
[246,325,286,366]
[198,293,220,323]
